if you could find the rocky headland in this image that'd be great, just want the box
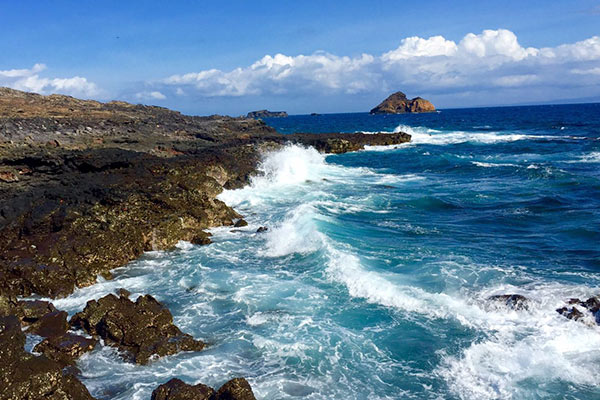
[0,87,411,398]
[370,91,436,114]
[246,110,288,119]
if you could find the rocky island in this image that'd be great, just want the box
[0,87,410,399]
[370,91,436,114]
[246,110,288,118]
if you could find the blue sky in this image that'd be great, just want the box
[1,1,600,115]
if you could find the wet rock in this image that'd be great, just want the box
[150,377,256,400]
[0,315,95,400]
[557,295,600,324]
[151,378,215,400]
[34,333,97,368]
[18,300,57,323]
[234,219,248,227]
[28,310,69,338]
[557,306,584,321]
[488,294,529,311]
[256,226,268,233]
[116,288,131,298]
[191,231,213,245]
[216,378,257,400]
[70,294,204,364]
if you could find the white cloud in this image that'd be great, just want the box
[0,64,100,97]
[382,35,458,61]
[135,90,166,100]
[157,29,600,103]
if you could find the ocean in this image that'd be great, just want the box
[50,103,600,399]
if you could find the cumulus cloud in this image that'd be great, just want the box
[157,29,600,105]
[135,90,167,100]
[0,63,100,97]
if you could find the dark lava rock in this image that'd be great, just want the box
[256,226,268,233]
[216,378,256,400]
[370,91,436,114]
[0,315,95,400]
[116,288,131,298]
[557,306,584,321]
[151,377,256,400]
[70,293,204,364]
[488,294,529,311]
[557,295,600,324]
[28,310,69,338]
[247,110,288,118]
[34,332,97,368]
[151,378,215,400]
[234,219,248,227]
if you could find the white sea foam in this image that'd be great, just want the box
[392,124,559,146]
[568,151,600,163]
[471,161,517,168]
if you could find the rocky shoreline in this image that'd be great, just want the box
[0,87,411,399]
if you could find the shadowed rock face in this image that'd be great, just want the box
[0,315,95,400]
[370,91,436,114]
[70,293,205,364]
[151,377,256,400]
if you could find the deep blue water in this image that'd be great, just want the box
[52,104,600,399]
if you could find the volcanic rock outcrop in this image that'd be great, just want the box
[70,293,205,364]
[370,91,435,114]
[246,110,288,118]
[151,377,256,400]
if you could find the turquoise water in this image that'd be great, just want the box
[53,104,600,399]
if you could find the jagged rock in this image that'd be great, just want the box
[28,310,69,338]
[216,378,256,400]
[256,227,268,233]
[151,378,215,400]
[0,315,95,400]
[557,295,600,324]
[234,219,248,228]
[151,377,256,400]
[370,91,436,114]
[70,293,204,364]
[247,110,288,118]
[488,294,529,311]
[557,306,584,321]
[116,288,131,298]
[34,333,97,368]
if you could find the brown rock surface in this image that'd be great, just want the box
[151,377,256,400]
[0,315,95,400]
[370,91,436,114]
[70,293,204,364]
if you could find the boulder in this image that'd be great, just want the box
[487,294,529,311]
[28,310,69,338]
[0,315,95,400]
[370,91,435,114]
[234,219,248,228]
[556,295,600,324]
[34,333,97,368]
[70,293,205,364]
[151,378,215,400]
[151,377,256,400]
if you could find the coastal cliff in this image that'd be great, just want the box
[370,91,435,114]
[0,87,410,398]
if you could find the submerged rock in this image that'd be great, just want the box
[370,91,436,114]
[556,295,600,324]
[151,377,256,400]
[488,294,529,311]
[70,293,205,364]
[0,315,95,400]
